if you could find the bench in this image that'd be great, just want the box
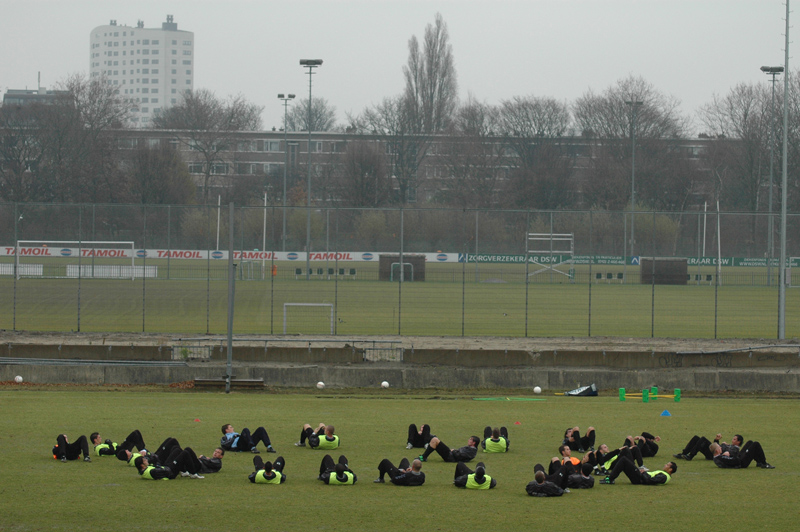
[193,378,264,389]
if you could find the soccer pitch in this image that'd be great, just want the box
[1,272,798,338]
[2,387,796,531]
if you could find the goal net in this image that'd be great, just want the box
[283,303,334,334]
[12,241,149,280]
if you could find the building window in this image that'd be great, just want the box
[151,59,159,64]
[186,70,191,75]
[151,88,158,94]
[171,79,176,84]
[142,88,149,94]
[185,80,191,85]
[188,163,203,174]
[183,50,191,55]
[152,39,159,45]
[172,50,177,55]
[183,40,192,45]
[142,68,149,74]
[171,69,177,74]
[142,39,149,45]
[182,60,191,65]
[141,98,149,103]
[172,40,177,45]
[211,163,228,175]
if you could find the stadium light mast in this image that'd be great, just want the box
[778,1,790,339]
[300,59,322,280]
[278,93,295,252]
[625,100,643,272]
[760,66,783,287]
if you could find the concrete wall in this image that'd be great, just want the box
[2,361,799,393]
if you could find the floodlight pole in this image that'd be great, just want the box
[278,93,295,252]
[625,100,643,265]
[300,59,323,280]
[761,66,783,286]
[779,1,790,339]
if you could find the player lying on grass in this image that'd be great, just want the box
[374,457,425,485]
[454,461,496,489]
[562,426,596,452]
[711,441,774,469]
[52,434,91,462]
[296,423,339,450]
[318,454,356,485]
[674,433,742,461]
[525,470,565,497]
[481,426,509,453]
[624,431,661,457]
[407,423,435,450]
[221,424,276,454]
[134,446,205,480]
[249,455,286,484]
[419,435,479,463]
[91,429,146,457]
[600,448,677,485]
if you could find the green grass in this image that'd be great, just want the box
[1,259,798,338]
[1,387,796,531]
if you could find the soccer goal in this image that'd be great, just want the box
[14,241,138,280]
[283,303,334,334]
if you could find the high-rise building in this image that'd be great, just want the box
[90,15,194,126]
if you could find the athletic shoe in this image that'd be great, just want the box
[672,453,684,459]
[189,473,205,479]
[600,477,615,484]
[406,443,413,450]
[564,488,571,493]
[759,462,775,469]
[294,442,305,447]
[578,448,585,453]
[267,446,276,453]
[251,447,260,454]
[418,455,426,462]
[589,447,595,452]
[60,456,67,463]
[180,471,191,477]
[684,454,693,461]
[639,466,649,472]
[83,456,91,462]
[373,478,385,483]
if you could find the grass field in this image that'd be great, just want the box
[1,271,798,338]
[1,386,796,531]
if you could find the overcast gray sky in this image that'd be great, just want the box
[0,0,788,133]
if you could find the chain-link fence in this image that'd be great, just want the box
[1,203,798,339]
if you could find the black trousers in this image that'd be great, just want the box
[154,437,182,464]
[407,425,432,448]
[737,441,768,468]
[378,457,410,480]
[608,455,645,484]
[165,446,201,476]
[237,427,272,450]
[300,426,325,444]
[536,462,573,488]
[56,434,89,460]
[682,435,714,460]
[120,430,146,452]
[254,455,285,473]
[567,429,595,451]
[319,454,349,476]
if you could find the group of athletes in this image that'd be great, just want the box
[51,422,774,493]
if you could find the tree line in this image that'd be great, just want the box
[1,14,798,218]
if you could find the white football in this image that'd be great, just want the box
[15,375,23,383]
[381,381,389,388]
[316,381,325,390]
[533,386,542,394]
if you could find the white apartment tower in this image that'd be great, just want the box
[90,15,194,126]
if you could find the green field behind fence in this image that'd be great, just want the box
[1,259,798,338]
[1,388,796,531]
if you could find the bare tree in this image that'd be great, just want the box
[152,89,263,204]
[573,76,691,210]
[123,143,195,204]
[349,95,427,204]
[286,97,337,132]
[335,140,388,207]
[438,97,504,208]
[403,12,458,134]
[3,74,135,203]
